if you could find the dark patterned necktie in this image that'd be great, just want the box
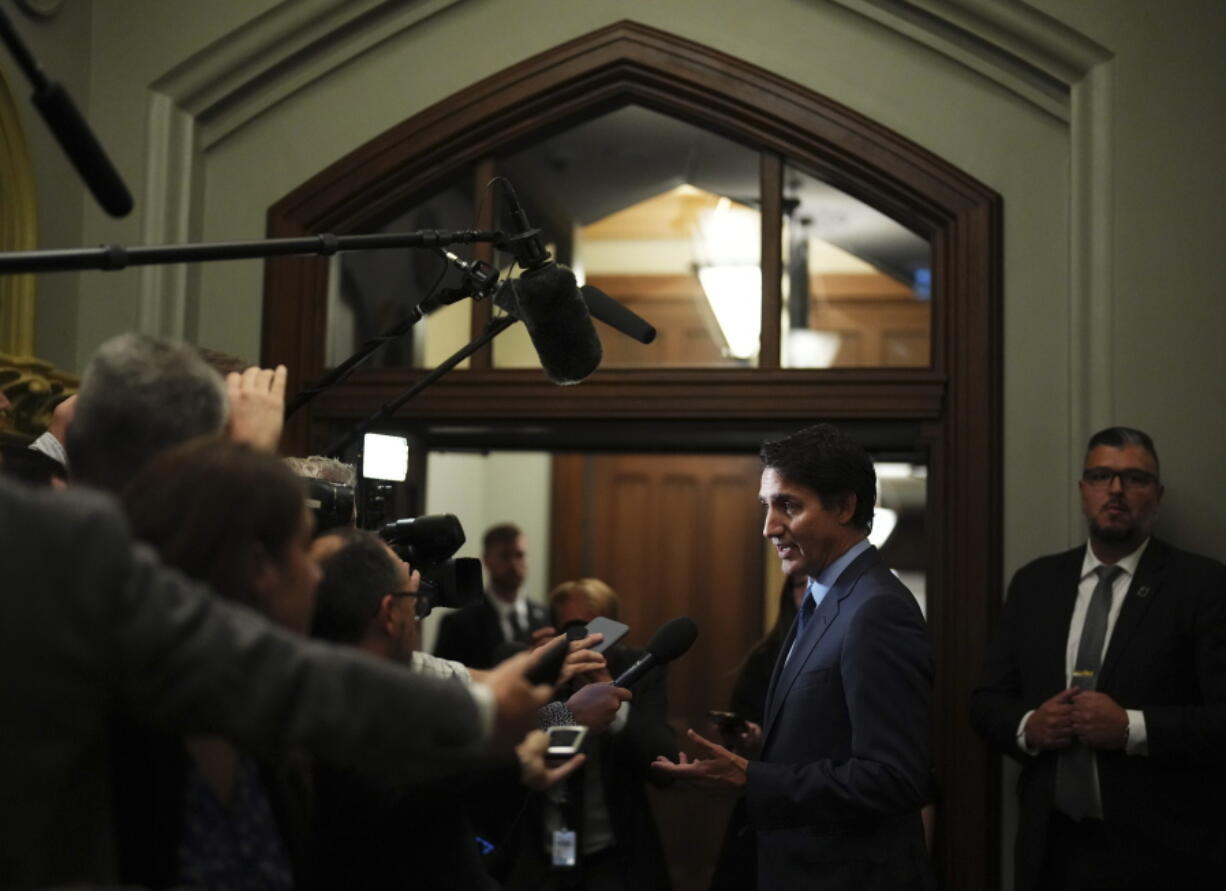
[1054,563,1123,820]
[785,594,817,665]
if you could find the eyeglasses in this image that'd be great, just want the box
[1081,467,1158,489]
[390,590,433,620]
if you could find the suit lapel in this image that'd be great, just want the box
[1044,549,1085,693]
[479,598,505,648]
[1098,539,1168,688]
[762,547,877,740]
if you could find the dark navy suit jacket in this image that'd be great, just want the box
[745,545,934,891]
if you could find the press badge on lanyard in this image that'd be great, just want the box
[551,828,577,868]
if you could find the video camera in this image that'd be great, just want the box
[379,513,483,618]
[303,478,356,534]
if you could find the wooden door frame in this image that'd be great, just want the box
[263,21,1001,889]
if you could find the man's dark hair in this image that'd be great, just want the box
[483,522,522,552]
[760,423,876,533]
[67,333,228,493]
[1085,426,1160,477]
[122,438,306,610]
[311,529,401,645]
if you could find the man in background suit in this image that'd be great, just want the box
[971,426,1226,889]
[435,522,552,668]
[654,423,934,890]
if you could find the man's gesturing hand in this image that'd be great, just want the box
[652,729,748,788]
[1023,688,1077,751]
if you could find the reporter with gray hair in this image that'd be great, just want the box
[65,332,286,492]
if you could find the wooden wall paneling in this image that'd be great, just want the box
[549,453,588,587]
[759,151,783,369]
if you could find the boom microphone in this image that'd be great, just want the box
[0,7,133,217]
[495,180,602,385]
[509,266,603,385]
[613,617,699,689]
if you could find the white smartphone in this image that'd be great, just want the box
[546,724,588,761]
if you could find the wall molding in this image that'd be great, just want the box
[828,0,1115,531]
[0,64,39,357]
[136,0,467,339]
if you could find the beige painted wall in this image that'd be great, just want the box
[1027,0,1226,561]
[420,450,552,653]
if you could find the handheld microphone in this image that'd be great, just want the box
[495,180,602,385]
[613,617,698,689]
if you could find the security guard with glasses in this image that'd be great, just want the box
[971,426,1226,891]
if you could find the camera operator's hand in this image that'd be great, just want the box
[225,365,287,453]
[481,650,554,748]
[565,683,631,735]
[516,729,586,790]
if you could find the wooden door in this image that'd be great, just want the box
[551,453,765,891]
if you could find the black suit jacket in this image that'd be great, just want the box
[745,545,934,891]
[970,538,1226,889]
[434,596,550,669]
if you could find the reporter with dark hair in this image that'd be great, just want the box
[0,473,553,890]
[114,438,321,889]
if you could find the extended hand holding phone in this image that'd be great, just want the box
[545,725,589,762]
[584,616,629,653]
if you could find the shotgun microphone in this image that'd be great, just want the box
[495,181,602,385]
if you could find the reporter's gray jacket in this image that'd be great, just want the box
[0,478,484,889]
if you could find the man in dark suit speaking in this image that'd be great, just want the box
[654,424,934,890]
[971,427,1226,889]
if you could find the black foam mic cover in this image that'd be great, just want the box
[580,285,657,345]
[512,263,603,385]
[612,616,699,688]
[646,616,699,663]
